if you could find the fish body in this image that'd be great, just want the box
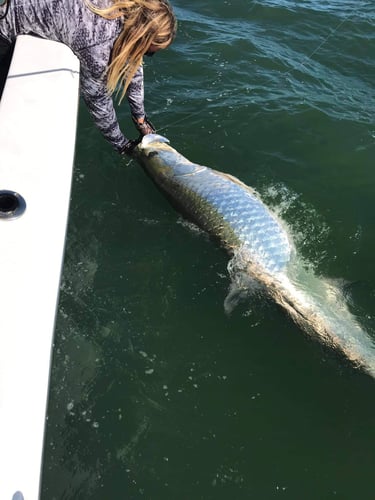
[135,135,375,377]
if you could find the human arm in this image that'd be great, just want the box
[79,66,132,154]
[79,65,152,155]
[126,65,156,135]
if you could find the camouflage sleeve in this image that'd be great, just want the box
[79,64,129,153]
[79,62,146,153]
[0,0,147,153]
[126,64,146,119]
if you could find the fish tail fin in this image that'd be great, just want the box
[272,266,375,378]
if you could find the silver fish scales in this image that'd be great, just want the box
[135,134,375,378]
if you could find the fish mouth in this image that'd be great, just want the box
[139,134,170,148]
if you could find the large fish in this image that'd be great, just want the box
[135,134,375,378]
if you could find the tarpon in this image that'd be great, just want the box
[135,134,375,378]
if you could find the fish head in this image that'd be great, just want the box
[135,134,198,183]
[138,134,170,148]
[135,134,176,184]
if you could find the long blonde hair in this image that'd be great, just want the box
[85,0,177,102]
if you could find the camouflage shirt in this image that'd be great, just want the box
[0,0,146,152]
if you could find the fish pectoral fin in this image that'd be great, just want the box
[224,274,264,315]
[224,283,248,315]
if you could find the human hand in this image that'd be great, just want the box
[132,115,156,136]
[120,139,139,157]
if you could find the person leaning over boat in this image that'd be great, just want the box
[0,0,177,156]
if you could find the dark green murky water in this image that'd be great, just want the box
[42,1,375,498]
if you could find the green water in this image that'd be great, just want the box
[42,1,375,498]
